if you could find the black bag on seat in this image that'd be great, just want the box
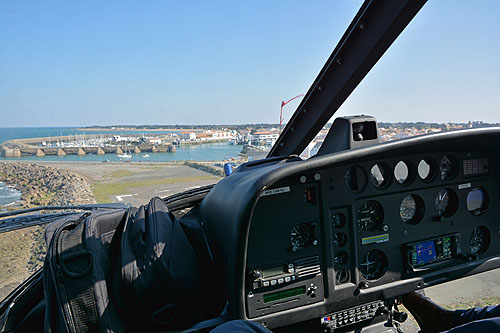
[118,197,211,331]
[43,209,128,333]
[43,197,223,332]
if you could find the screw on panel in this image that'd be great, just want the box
[302,108,308,114]
[313,240,319,246]
[402,230,407,236]
[336,58,342,65]
[359,22,365,30]
[300,176,307,183]
[314,173,321,181]
[382,225,389,232]
[317,85,323,91]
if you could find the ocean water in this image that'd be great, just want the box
[0,127,243,162]
[0,182,21,207]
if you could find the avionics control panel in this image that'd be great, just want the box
[404,234,460,272]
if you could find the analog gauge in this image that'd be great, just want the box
[439,155,458,180]
[360,250,388,280]
[335,269,351,284]
[370,163,389,188]
[332,213,346,229]
[400,194,424,225]
[394,161,411,184]
[467,187,488,216]
[357,200,384,231]
[344,166,367,193]
[290,223,314,251]
[469,226,490,255]
[435,188,458,217]
[418,159,434,181]
[334,251,349,266]
[333,232,348,247]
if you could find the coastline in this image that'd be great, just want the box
[0,162,96,299]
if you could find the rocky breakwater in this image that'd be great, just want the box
[0,162,96,299]
[0,162,95,208]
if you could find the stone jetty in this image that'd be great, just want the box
[1,138,176,158]
[0,162,96,207]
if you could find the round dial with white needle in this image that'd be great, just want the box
[469,226,490,255]
[357,200,384,231]
[360,250,388,280]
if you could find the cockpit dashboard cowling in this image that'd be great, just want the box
[200,128,500,329]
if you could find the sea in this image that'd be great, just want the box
[0,182,21,207]
[0,127,243,163]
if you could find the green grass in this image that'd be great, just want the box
[443,296,500,310]
[91,176,217,203]
[109,170,137,178]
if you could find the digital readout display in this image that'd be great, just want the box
[263,286,306,303]
[408,236,452,267]
[463,158,489,177]
[262,266,286,278]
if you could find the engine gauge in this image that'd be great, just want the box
[334,251,349,266]
[435,188,458,217]
[467,187,488,216]
[333,232,348,247]
[400,194,424,225]
[360,250,388,280]
[439,155,458,180]
[418,158,434,181]
[394,161,411,184]
[469,226,490,255]
[332,213,346,229]
[357,200,384,231]
[344,166,367,193]
[370,163,389,188]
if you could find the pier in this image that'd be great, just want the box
[1,136,176,158]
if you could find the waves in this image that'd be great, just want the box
[0,182,21,207]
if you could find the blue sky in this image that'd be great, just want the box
[0,1,499,127]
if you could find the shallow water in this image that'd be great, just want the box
[0,182,21,207]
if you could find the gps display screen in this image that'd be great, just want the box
[407,236,453,267]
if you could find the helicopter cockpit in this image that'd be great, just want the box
[1,1,500,332]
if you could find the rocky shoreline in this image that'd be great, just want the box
[0,162,96,299]
[0,162,96,208]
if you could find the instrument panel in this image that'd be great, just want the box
[200,128,500,329]
[246,151,499,322]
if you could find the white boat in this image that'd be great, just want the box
[117,153,132,159]
[142,154,150,158]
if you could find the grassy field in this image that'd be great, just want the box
[91,176,218,203]
[108,169,137,178]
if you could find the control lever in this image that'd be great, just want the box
[393,310,408,323]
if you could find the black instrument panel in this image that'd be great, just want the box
[200,128,500,329]
[245,151,499,320]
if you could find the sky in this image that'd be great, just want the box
[0,0,499,127]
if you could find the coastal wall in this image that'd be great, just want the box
[1,143,176,158]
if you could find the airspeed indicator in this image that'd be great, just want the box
[357,200,384,231]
